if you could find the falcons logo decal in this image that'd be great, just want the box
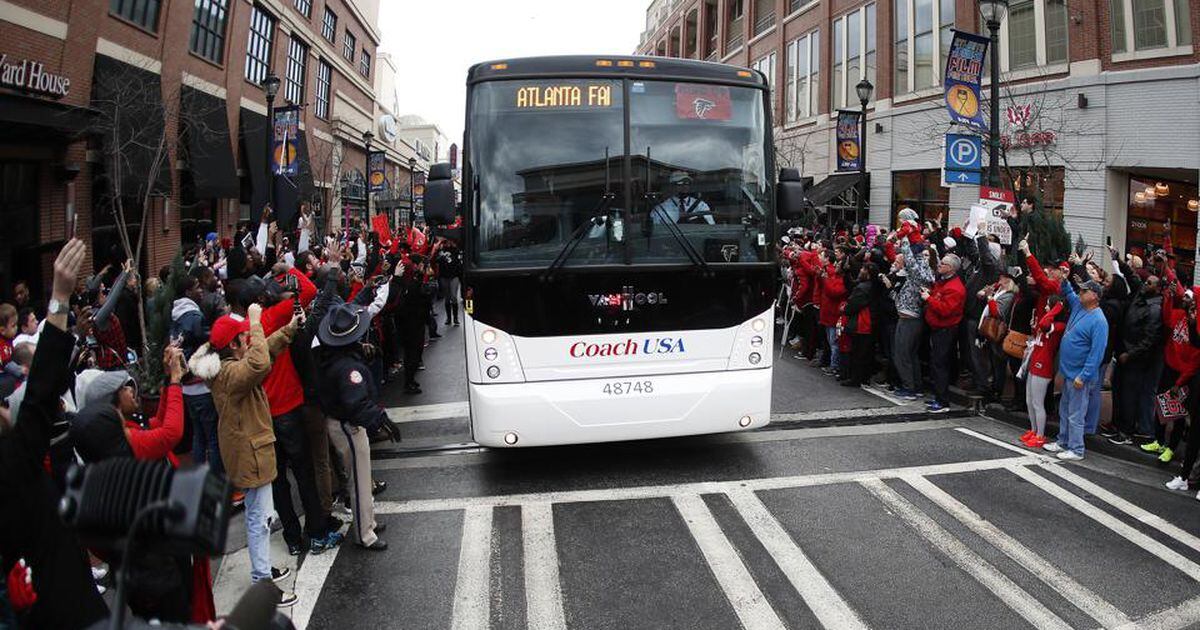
[693,98,716,118]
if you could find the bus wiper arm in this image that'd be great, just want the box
[648,203,709,273]
[541,194,615,281]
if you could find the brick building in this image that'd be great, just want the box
[637,0,1200,275]
[0,0,383,301]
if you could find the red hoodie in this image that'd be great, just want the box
[124,384,184,464]
[817,265,847,327]
[924,274,966,329]
[1028,304,1066,379]
[1025,253,1060,320]
[260,267,318,417]
[1161,277,1200,386]
[791,250,820,307]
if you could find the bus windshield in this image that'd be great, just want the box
[468,78,769,268]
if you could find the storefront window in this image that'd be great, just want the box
[1127,175,1199,283]
[892,170,948,227]
[1002,167,1065,216]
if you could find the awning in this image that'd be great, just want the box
[238,108,269,223]
[181,86,238,199]
[804,173,863,207]
[0,93,99,140]
[91,55,170,196]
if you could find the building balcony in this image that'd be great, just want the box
[725,17,744,51]
[753,13,775,36]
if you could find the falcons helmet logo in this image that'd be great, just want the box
[693,98,716,118]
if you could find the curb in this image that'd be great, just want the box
[945,386,1179,473]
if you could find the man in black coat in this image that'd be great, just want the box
[0,239,108,628]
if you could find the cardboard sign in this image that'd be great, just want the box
[978,186,1014,245]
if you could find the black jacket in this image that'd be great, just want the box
[0,324,108,628]
[1120,291,1164,364]
[844,279,873,335]
[316,350,389,431]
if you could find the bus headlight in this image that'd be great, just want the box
[751,318,766,332]
[748,352,761,365]
[750,336,764,347]
[486,365,501,379]
[481,329,497,344]
[503,432,519,445]
[483,347,498,361]
[739,415,753,427]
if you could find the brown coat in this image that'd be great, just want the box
[210,319,295,490]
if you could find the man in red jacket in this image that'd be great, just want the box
[922,253,966,413]
[817,250,848,377]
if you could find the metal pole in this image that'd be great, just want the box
[988,18,1001,187]
[858,103,868,224]
[265,93,275,210]
[364,138,372,225]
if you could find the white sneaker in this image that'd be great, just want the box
[96,583,107,595]
[1166,476,1189,491]
[1057,450,1084,461]
[91,565,108,581]
[1042,442,1064,453]
[1195,489,1200,501]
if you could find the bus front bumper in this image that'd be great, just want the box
[468,368,772,448]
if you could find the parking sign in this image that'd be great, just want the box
[943,133,982,186]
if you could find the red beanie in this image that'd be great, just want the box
[950,227,963,238]
[210,315,250,350]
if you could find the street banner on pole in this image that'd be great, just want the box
[943,30,989,128]
[271,106,300,176]
[368,150,386,192]
[835,110,862,172]
[978,186,1015,245]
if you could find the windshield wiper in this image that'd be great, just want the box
[640,146,709,273]
[541,149,616,281]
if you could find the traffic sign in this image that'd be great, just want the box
[943,133,982,186]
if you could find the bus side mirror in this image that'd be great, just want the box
[777,168,806,220]
[424,162,456,226]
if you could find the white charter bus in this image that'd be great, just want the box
[422,55,807,447]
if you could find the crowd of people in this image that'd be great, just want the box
[0,203,464,627]
[777,199,1199,496]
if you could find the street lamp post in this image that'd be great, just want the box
[363,129,374,226]
[979,0,1008,187]
[261,72,281,211]
[407,156,417,230]
[856,78,874,225]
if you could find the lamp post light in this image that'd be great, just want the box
[855,78,874,225]
[979,0,1008,187]
[407,156,417,230]
[261,72,281,210]
[363,129,374,225]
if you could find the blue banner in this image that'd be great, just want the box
[835,110,862,172]
[271,106,300,176]
[943,30,989,128]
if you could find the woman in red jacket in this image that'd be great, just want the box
[817,250,849,377]
[1020,296,1067,448]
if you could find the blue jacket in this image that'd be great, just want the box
[1057,281,1108,382]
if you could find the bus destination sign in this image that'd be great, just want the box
[516,84,613,109]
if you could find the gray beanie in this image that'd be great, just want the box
[898,207,919,223]
[75,369,132,410]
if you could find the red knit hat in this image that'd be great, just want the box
[210,315,250,350]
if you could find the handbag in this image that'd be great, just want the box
[1156,387,1189,424]
[978,316,1009,343]
[1002,330,1029,359]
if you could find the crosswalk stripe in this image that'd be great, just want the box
[451,506,494,630]
[292,544,340,630]
[1037,463,1200,556]
[386,401,470,423]
[861,479,1073,630]
[672,494,787,630]
[726,488,869,630]
[1008,466,1200,583]
[901,475,1130,628]
[955,426,1053,459]
[374,456,1036,515]
[1120,595,1200,630]
[522,503,568,630]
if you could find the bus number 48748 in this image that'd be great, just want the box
[602,381,654,396]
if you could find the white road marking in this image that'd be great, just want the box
[373,456,1036,515]
[955,426,1054,460]
[901,475,1129,628]
[862,478,1073,630]
[727,488,870,630]
[292,545,341,630]
[1120,595,1200,630]
[386,401,470,423]
[451,506,494,630]
[1008,465,1200,582]
[523,503,568,630]
[1038,463,1200,556]
[672,494,786,630]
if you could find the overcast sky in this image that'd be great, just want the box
[378,0,649,151]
